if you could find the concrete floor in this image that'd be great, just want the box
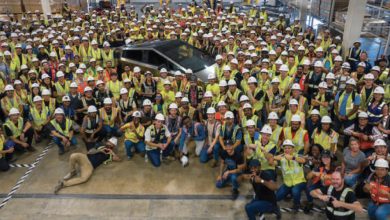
[0,138,369,220]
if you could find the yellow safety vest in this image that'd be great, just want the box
[4,117,24,138]
[0,135,4,158]
[280,153,306,187]
[1,96,21,112]
[284,127,307,153]
[30,106,49,130]
[270,125,283,151]
[254,137,276,171]
[108,80,122,100]
[227,89,242,111]
[337,91,357,120]
[312,128,338,151]
[310,93,328,117]
[99,107,118,127]
[55,81,70,103]
[123,122,145,143]
[50,118,72,137]
[285,110,305,127]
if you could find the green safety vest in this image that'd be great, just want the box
[30,106,49,129]
[50,118,72,137]
[254,137,276,171]
[221,124,240,143]
[280,154,306,187]
[337,91,357,120]
[284,127,307,153]
[4,117,24,138]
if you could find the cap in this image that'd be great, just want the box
[87,105,98,113]
[321,150,332,158]
[62,95,71,102]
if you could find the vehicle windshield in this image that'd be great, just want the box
[155,40,215,72]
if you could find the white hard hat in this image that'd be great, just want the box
[374,139,387,147]
[243,103,252,109]
[143,99,152,106]
[358,111,368,118]
[108,137,118,146]
[41,73,50,80]
[96,80,104,86]
[223,66,231,71]
[5,85,14,91]
[62,95,71,102]
[132,111,141,117]
[207,107,216,114]
[358,62,366,68]
[311,109,320,115]
[375,158,389,168]
[219,80,227,87]
[291,114,301,122]
[364,73,375,80]
[31,83,40,88]
[291,83,301,90]
[217,101,226,107]
[208,73,216,80]
[289,99,298,105]
[84,86,93,92]
[56,71,64,78]
[175,92,183,98]
[103,98,112,105]
[248,77,257,84]
[240,95,249,102]
[279,64,289,72]
[70,82,78,88]
[224,111,234,119]
[169,103,178,109]
[314,61,323,68]
[268,112,279,120]
[260,125,273,135]
[334,56,343,62]
[21,64,28,70]
[346,78,356,86]
[374,86,385,94]
[155,113,165,121]
[181,97,189,103]
[283,139,295,147]
[163,80,171,85]
[228,79,237,86]
[326,73,335,80]
[318,82,328,89]
[13,80,22,85]
[241,117,255,127]
[204,91,213,98]
[271,77,280,84]
[321,116,332,123]
[215,54,223,60]
[87,105,97,113]
[174,71,182,76]
[42,89,51,96]
[9,108,20,116]
[120,88,128,95]
[54,108,65,115]
[33,96,43,102]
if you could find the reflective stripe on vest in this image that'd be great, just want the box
[50,119,71,137]
[31,107,49,128]
[284,127,305,152]
[99,108,118,127]
[326,186,354,216]
[280,154,306,186]
[4,117,24,138]
[338,91,356,120]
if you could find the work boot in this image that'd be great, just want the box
[292,204,300,213]
[210,159,218,168]
[274,206,282,220]
[231,188,239,200]
[63,170,77,180]
[304,202,313,214]
[54,181,64,194]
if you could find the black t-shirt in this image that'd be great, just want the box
[220,150,244,170]
[320,186,357,220]
[87,152,110,169]
[252,171,276,204]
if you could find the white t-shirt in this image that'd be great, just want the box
[144,124,171,151]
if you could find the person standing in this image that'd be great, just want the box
[244,159,281,220]
[311,170,363,220]
[364,159,390,220]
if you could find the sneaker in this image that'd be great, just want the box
[63,170,77,180]
[231,188,239,200]
[54,181,64,194]
[274,206,282,220]
[210,159,218,168]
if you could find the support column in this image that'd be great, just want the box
[40,0,52,20]
[342,0,367,58]
[298,0,308,30]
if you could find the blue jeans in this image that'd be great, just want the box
[124,140,145,157]
[368,202,390,220]
[146,143,174,167]
[245,199,277,220]
[199,143,220,163]
[103,125,122,137]
[306,182,322,203]
[53,136,77,151]
[216,172,240,190]
[344,173,360,187]
[276,182,307,205]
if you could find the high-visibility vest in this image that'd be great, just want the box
[270,125,283,151]
[99,107,118,127]
[368,174,390,204]
[1,96,21,112]
[243,131,260,146]
[89,48,102,61]
[284,127,307,153]
[227,89,242,111]
[55,81,70,103]
[220,124,240,143]
[360,86,374,111]
[43,98,56,114]
[310,93,328,117]
[30,106,49,130]
[326,186,354,216]
[123,122,145,143]
[241,115,259,130]
[107,80,122,100]
[254,137,276,171]
[4,117,24,138]
[285,110,305,127]
[312,128,338,151]
[280,154,306,187]
[0,135,4,158]
[337,91,357,120]
[50,118,72,137]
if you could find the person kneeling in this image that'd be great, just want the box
[50,108,77,155]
